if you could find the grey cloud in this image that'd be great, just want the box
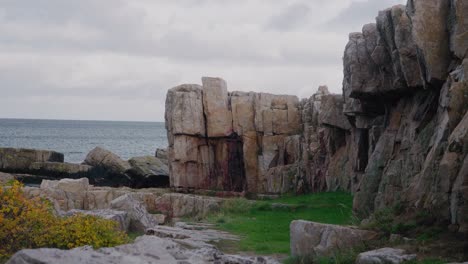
[265,3,311,31]
[325,0,407,32]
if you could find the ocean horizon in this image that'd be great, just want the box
[0,118,168,163]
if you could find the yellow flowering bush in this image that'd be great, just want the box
[0,181,129,258]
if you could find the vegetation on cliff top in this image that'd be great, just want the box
[0,181,129,259]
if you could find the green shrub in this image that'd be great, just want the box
[0,181,129,258]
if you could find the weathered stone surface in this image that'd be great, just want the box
[409,0,450,83]
[38,178,89,211]
[29,162,94,179]
[127,156,169,188]
[450,0,468,59]
[65,209,130,232]
[356,248,417,264]
[202,77,233,137]
[0,148,64,173]
[7,233,279,264]
[0,172,14,184]
[165,84,205,138]
[290,220,378,257]
[110,194,158,232]
[83,147,132,186]
[154,193,223,218]
[155,148,168,164]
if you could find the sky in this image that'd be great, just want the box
[0,0,406,122]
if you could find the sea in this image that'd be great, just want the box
[0,118,168,163]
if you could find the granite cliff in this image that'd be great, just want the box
[165,0,468,233]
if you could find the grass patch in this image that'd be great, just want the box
[205,192,353,255]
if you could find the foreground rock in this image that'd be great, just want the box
[127,156,169,188]
[356,248,417,264]
[24,178,224,224]
[0,148,64,173]
[0,172,14,184]
[7,232,279,264]
[110,194,158,232]
[290,220,378,257]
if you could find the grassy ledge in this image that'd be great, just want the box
[203,192,354,255]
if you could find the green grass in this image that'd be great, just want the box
[205,192,353,255]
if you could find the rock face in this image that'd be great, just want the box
[356,248,417,264]
[165,78,354,195]
[340,0,468,235]
[290,220,378,257]
[127,156,169,188]
[0,148,64,173]
[83,147,132,186]
[110,194,158,232]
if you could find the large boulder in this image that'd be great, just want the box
[0,148,64,173]
[127,156,169,188]
[290,220,378,257]
[110,194,158,232]
[83,147,132,186]
[39,178,90,211]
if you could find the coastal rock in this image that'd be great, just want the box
[165,84,206,138]
[29,162,94,179]
[154,193,223,219]
[356,248,417,264]
[0,172,14,184]
[409,0,450,84]
[165,77,307,194]
[38,178,89,211]
[6,234,279,264]
[0,148,64,173]
[155,148,168,164]
[290,220,378,257]
[110,193,158,232]
[83,147,132,186]
[202,77,233,137]
[127,156,169,188]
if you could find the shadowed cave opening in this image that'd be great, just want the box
[225,132,247,192]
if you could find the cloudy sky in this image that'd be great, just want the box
[0,0,405,122]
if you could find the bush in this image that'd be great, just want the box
[0,181,129,257]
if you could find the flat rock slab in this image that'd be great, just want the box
[290,220,378,257]
[356,248,417,264]
[7,235,279,264]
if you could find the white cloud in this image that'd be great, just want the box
[0,0,407,121]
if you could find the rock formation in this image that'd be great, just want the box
[165,0,468,234]
[0,147,169,188]
[165,77,358,195]
[342,1,468,234]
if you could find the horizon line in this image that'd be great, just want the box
[0,117,165,123]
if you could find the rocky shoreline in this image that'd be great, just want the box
[1,0,467,263]
[0,147,170,188]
